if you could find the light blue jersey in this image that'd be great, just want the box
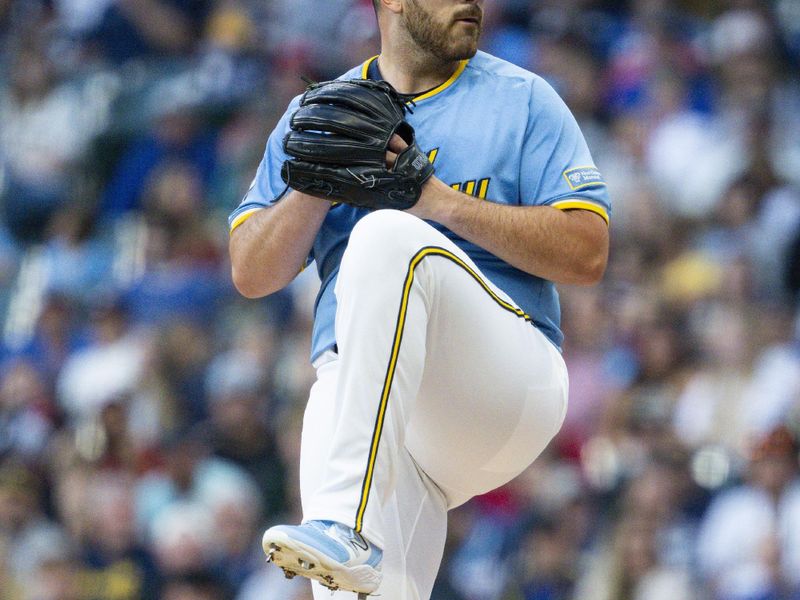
[229,51,611,362]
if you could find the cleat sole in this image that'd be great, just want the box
[262,528,380,594]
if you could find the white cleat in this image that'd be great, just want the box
[262,520,383,595]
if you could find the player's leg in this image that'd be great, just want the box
[298,356,384,599]
[374,448,448,600]
[265,209,566,595]
[303,209,566,531]
[306,448,447,600]
[405,264,567,508]
[299,210,444,546]
[296,354,344,599]
[298,354,337,519]
[298,356,447,600]
[265,209,450,596]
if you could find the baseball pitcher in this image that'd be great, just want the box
[228,0,610,598]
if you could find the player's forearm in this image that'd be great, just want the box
[229,191,330,298]
[411,178,609,285]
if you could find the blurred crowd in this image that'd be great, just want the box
[0,0,799,599]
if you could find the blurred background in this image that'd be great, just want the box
[0,0,799,599]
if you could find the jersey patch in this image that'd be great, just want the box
[563,166,606,190]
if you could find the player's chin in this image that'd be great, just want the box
[441,21,481,60]
[448,36,480,60]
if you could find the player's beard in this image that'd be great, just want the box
[402,0,482,62]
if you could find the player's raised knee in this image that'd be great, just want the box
[351,209,419,236]
[347,210,427,254]
[338,210,434,283]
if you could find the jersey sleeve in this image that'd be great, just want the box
[228,96,300,233]
[520,78,611,224]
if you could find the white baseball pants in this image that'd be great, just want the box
[299,210,568,600]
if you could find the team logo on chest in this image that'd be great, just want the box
[426,148,491,199]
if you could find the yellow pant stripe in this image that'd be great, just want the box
[354,246,532,532]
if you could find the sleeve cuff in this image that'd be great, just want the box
[229,207,264,234]
[550,199,609,225]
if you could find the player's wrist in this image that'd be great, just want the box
[408,176,458,223]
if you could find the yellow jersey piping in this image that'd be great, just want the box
[360,56,469,102]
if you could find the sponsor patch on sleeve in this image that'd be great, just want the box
[563,166,606,190]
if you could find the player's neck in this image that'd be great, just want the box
[377,44,461,96]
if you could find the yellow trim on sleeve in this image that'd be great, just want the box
[551,200,609,225]
[229,207,263,234]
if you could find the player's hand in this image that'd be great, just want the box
[386,134,408,170]
[280,79,435,211]
[386,134,450,222]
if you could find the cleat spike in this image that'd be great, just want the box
[261,521,382,594]
[265,543,281,563]
[320,577,339,591]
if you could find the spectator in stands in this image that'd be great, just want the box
[0,460,68,595]
[75,475,161,600]
[504,516,579,600]
[697,427,800,600]
[98,98,218,220]
[0,360,54,461]
[0,41,98,242]
[87,0,212,65]
[56,298,149,428]
[204,332,287,521]
[8,294,81,386]
[161,572,231,600]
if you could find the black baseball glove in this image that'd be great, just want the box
[280,79,435,211]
